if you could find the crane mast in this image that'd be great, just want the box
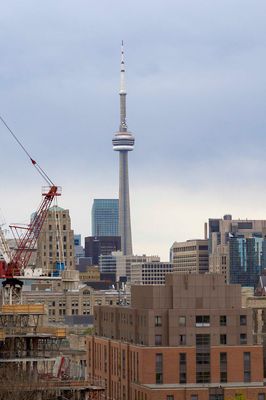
[0,225,11,264]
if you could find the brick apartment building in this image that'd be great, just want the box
[87,273,266,400]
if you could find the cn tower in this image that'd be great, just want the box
[112,42,135,255]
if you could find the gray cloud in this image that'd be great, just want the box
[0,0,266,258]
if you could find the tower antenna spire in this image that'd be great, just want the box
[119,40,127,131]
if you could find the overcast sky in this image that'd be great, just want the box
[0,1,266,260]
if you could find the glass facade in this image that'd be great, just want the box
[91,199,119,236]
[229,235,266,287]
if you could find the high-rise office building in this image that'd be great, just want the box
[84,236,121,265]
[112,42,134,255]
[36,205,75,275]
[209,215,266,286]
[91,199,119,236]
[131,261,173,285]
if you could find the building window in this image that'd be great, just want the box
[191,395,198,400]
[122,349,126,379]
[240,315,247,326]
[258,394,265,400]
[196,371,210,383]
[196,353,210,365]
[220,315,227,326]
[179,316,186,327]
[195,315,210,327]
[240,333,247,345]
[179,353,186,384]
[155,335,162,346]
[196,334,210,346]
[244,371,251,382]
[220,352,227,383]
[179,335,186,345]
[166,396,174,400]
[220,334,227,345]
[220,371,227,383]
[155,353,163,384]
[155,316,162,327]
[243,352,251,382]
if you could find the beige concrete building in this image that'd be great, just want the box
[170,239,209,274]
[22,271,130,324]
[131,261,172,285]
[36,205,75,275]
[114,251,160,282]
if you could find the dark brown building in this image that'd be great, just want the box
[84,236,121,265]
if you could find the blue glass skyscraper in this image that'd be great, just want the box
[229,234,266,287]
[91,199,119,237]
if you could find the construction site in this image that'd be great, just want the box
[0,117,106,399]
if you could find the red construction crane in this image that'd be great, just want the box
[0,116,61,283]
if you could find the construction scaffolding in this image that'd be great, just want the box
[0,301,105,399]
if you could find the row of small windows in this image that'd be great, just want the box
[173,246,197,252]
[183,315,246,327]
[112,139,134,145]
[164,393,265,400]
[44,243,71,249]
[48,213,67,218]
[43,251,72,257]
[176,333,247,346]
[154,315,247,327]
[48,224,67,230]
[156,350,252,386]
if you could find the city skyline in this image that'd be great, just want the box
[0,1,266,259]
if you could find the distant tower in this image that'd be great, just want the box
[112,42,135,255]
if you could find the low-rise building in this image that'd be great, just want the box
[22,271,130,325]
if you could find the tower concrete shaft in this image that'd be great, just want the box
[119,151,132,255]
[112,42,134,255]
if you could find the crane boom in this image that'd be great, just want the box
[5,185,61,277]
[0,115,61,303]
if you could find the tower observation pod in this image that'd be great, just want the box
[112,42,134,255]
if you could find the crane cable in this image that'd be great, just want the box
[0,115,54,186]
